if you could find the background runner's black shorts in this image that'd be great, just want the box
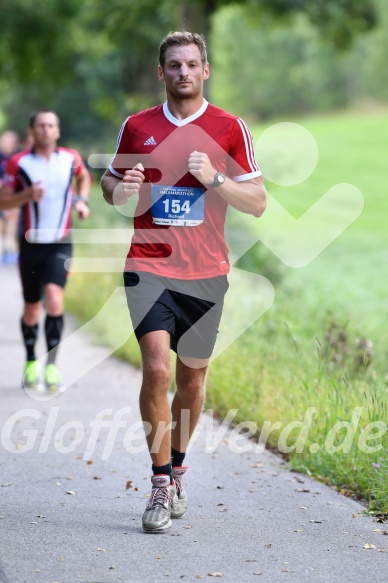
[19,238,72,303]
[123,271,229,359]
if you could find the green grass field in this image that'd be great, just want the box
[66,108,388,515]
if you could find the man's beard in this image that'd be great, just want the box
[169,82,201,100]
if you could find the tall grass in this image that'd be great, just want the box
[66,108,388,514]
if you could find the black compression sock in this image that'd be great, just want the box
[171,447,186,468]
[45,314,64,364]
[21,319,38,361]
[152,463,173,484]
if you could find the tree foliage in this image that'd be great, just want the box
[0,0,382,149]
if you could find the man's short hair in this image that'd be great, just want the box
[159,31,208,69]
[29,110,60,128]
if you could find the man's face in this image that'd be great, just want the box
[158,44,209,100]
[31,112,60,148]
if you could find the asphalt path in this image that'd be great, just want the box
[0,264,386,583]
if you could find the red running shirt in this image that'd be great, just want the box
[109,100,261,279]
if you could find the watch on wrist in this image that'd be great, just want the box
[208,171,225,188]
[74,195,89,206]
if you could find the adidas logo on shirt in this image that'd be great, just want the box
[144,136,157,146]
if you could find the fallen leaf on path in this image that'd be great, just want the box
[65,490,75,495]
[87,460,93,465]
[378,548,386,552]
[126,480,133,490]
[254,572,262,576]
[309,520,322,524]
[1,483,12,487]
[363,543,376,549]
[296,489,310,493]
[208,573,224,577]
[339,489,349,495]
[353,513,358,518]
[37,515,47,519]
[96,548,106,552]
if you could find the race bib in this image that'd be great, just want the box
[151,185,205,226]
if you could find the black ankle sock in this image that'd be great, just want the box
[21,319,38,361]
[45,314,64,364]
[152,463,173,484]
[171,447,186,468]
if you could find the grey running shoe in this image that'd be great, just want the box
[171,466,188,519]
[142,475,176,533]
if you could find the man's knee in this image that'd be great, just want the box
[23,302,41,326]
[177,376,206,400]
[44,283,64,315]
[142,360,172,391]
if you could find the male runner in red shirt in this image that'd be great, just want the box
[0,110,90,391]
[101,31,266,533]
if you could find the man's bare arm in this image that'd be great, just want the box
[0,182,44,211]
[101,164,145,206]
[74,167,91,220]
[188,151,266,217]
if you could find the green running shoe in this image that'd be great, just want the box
[44,364,61,392]
[23,361,39,390]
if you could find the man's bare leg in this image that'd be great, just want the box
[171,357,208,453]
[139,330,173,467]
[139,330,177,533]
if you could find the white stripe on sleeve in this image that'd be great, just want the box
[237,118,259,173]
[109,116,130,172]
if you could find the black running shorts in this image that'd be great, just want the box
[123,271,229,359]
[19,238,72,303]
